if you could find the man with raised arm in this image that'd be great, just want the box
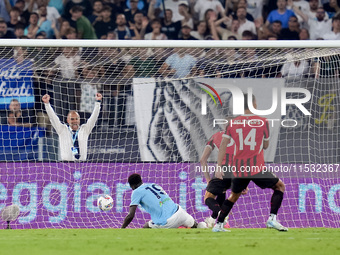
[213,94,287,232]
[121,173,207,229]
[42,93,102,161]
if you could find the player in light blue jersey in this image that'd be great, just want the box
[121,174,206,229]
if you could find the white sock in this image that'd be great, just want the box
[269,214,276,221]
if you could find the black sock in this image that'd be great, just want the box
[205,197,221,219]
[215,193,226,207]
[270,190,284,215]
[217,200,234,223]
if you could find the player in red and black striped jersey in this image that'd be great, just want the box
[202,130,234,182]
[200,129,248,228]
[225,114,269,177]
[213,94,288,232]
[200,131,234,227]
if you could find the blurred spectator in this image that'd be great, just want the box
[79,66,100,117]
[132,11,149,39]
[154,0,187,22]
[93,5,116,39]
[205,13,219,40]
[102,0,123,19]
[125,0,144,24]
[6,7,24,33]
[106,30,115,39]
[63,0,93,20]
[14,0,29,27]
[280,55,310,79]
[144,19,167,39]
[48,0,64,15]
[159,48,197,78]
[0,0,11,22]
[7,111,18,126]
[88,0,103,24]
[36,31,47,39]
[14,23,25,38]
[178,1,193,29]
[69,5,97,39]
[241,30,255,40]
[217,18,241,40]
[191,20,208,40]
[226,0,254,22]
[247,0,264,21]
[9,99,22,113]
[287,0,309,25]
[203,9,219,36]
[312,55,340,79]
[292,5,332,40]
[127,48,160,77]
[299,27,310,40]
[266,0,295,28]
[279,15,299,40]
[305,0,325,20]
[125,0,148,12]
[147,0,157,20]
[271,20,283,37]
[194,0,225,21]
[267,34,279,40]
[257,19,282,40]
[24,13,43,39]
[55,47,81,79]
[36,5,54,38]
[34,0,61,24]
[0,19,16,38]
[160,9,181,39]
[3,99,33,127]
[324,0,340,18]
[237,7,257,36]
[65,27,78,39]
[196,48,223,77]
[113,13,138,39]
[33,69,56,117]
[178,23,197,40]
[54,19,71,39]
[323,15,340,39]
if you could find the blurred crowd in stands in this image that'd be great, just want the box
[1,0,340,130]
[1,0,340,41]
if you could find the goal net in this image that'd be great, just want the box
[0,40,339,229]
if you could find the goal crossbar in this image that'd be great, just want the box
[1,39,340,48]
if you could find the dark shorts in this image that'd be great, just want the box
[231,171,280,194]
[206,178,232,195]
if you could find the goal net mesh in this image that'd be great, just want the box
[0,43,339,229]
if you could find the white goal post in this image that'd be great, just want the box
[0,39,339,229]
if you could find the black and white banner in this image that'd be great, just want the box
[133,78,284,162]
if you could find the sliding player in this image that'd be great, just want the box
[121,174,207,229]
[213,94,288,232]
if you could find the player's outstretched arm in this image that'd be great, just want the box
[121,205,137,229]
[199,146,213,183]
[215,137,230,179]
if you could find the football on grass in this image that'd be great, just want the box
[97,195,113,211]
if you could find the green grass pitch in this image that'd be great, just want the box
[0,228,339,255]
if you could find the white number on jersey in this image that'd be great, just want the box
[236,128,257,151]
